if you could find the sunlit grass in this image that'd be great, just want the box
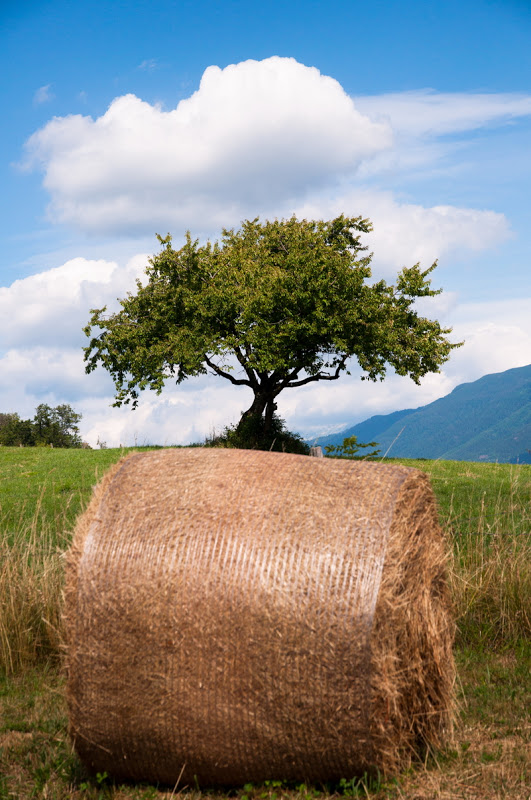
[0,506,65,675]
[398,459,531,646]
[0,447,130,544]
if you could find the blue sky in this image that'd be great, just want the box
[1,0,530,446]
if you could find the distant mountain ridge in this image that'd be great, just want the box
[313,364,531,464]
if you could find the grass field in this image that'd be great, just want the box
[1,447,530,799]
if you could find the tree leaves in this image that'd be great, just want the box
[0,404,82,447]
[84,215,462,425]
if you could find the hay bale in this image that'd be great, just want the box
[65,449,454,787]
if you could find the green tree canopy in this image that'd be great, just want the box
[0,404,82,447]
[33,403,83,447]
[84,215,461,432]
[0,413,34,447]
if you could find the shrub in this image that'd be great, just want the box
[205,414,310,455]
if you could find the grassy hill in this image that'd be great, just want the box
[315,364,531,463]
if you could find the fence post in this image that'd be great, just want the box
[309,446,324,458]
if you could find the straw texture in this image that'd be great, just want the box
[64,448,454,787]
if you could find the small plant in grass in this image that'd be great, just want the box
[79,770,112,797]
[335,772,393,796]
[324,434,381,459]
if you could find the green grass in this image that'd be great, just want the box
[1,447,528,542]
[1,449,526,565]
[395,458,531,538]
[0,447,153,673]
[0,447,134,544]
[0,446,530,799]
[395,459,531,647]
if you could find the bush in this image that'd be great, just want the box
[205,414,310,455]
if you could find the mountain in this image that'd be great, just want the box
[313,364,531,464]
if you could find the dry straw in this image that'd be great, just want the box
[64,448,455,787]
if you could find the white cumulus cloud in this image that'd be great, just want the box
[0,254,149,350]
[21,57,516,272]
[294,188,511,276]
[444,299,531,384]
[24,57,392,235]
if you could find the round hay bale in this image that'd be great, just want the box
[64,448,454,787]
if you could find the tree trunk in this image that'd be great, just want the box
[238,391,277,434]
[263,397,277,433]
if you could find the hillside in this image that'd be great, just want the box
[314,364,531,463]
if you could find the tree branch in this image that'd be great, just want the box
[282,360,347,389]
[233,346,259,390]
[204,355,252,387]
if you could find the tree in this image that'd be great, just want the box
[0,405,82,447]
[51,403,83,447]
[33,403,54,445]
[33,403,83,447]
[324,435,381,459]
[0,413,34,446]
[84,215,461,435]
